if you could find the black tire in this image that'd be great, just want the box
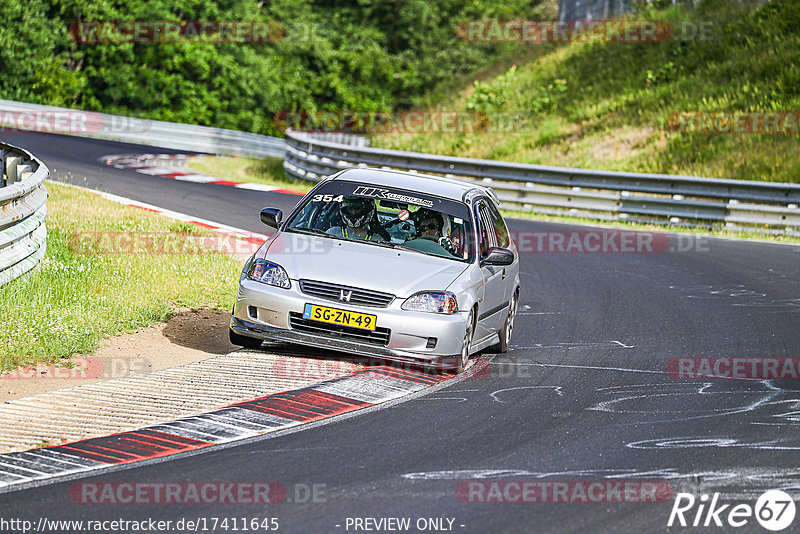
[455,309,476,374]
[229,328,263,349]
[495,290,519,354]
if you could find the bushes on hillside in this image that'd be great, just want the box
[0,0,547,135]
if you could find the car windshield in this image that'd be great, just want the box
[285,180,474,262]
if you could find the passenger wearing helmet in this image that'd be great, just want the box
[401,208,457,258]
[326,196,390,242]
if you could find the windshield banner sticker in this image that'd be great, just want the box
[352,186,434,208]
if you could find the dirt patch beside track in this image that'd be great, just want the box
[4,309,251,403]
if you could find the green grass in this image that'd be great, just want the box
[186,156,316,192]
[0,182,243,372]
[370,0,800,183]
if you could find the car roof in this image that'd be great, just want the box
[328,168,496,203]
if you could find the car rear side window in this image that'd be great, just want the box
[476,200,499,257]
[485,200,510,248]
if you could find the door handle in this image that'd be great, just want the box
[502,268,507,280]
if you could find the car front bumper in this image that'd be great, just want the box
[231,278,468,368]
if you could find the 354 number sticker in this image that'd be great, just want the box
[312,194,344,202]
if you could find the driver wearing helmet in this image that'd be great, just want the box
[326,196,390,242]
[402,208,457,257]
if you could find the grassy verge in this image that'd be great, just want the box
[186,156,316,193]
[371,0,800,183]
[0,182,243,372]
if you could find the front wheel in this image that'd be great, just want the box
[495,290,518,354]
[455,309,476,374]
[229,328,263,349]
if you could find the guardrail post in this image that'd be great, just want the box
[5,155,19,185]
[17,163,35,181]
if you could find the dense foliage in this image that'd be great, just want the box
[0,0,547,135]
[375,0,800,182]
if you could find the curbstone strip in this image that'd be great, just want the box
[103,153,305,195]
[0,360,454,492]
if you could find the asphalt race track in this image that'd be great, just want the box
[0,131,300,229]
[2,131,800,532]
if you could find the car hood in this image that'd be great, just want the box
[263,231,469,298]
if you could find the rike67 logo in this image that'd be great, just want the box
[669,490,796,531]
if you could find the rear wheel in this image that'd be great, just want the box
[495,290,519,354]
[456,309,476,374]
[229,328,263,349]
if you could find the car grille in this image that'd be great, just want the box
[289,312,391,346]
[299,280,395,308]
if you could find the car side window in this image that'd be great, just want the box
[475,200,499,257]
[485,200,510,248]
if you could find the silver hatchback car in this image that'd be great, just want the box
[229,168,520,372]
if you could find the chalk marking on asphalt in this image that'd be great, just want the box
[489,386,563,403]
[592,381,782,425]
[511,341,635,350]
[501,362,661,374]
[611,340,635,348]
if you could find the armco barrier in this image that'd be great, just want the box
[0,99,285,158]
[0,142,49,286]
[2,98,797,229]
[283,130,800,229]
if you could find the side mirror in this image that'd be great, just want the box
[260,207,283,229]
[482,246,514,266]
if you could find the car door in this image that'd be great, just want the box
[484,197,516,303]
[473,198,509,341]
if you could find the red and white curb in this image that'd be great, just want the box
[103,153,305,195]
[0,364,477,492]
[54,181,269,255]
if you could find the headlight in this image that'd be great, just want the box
[401,291,458,314]
[247,259,291,289]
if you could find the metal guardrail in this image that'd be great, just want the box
[283,130,800,229]
[1,98,797,230]
[0,99,286,158]
[0,142,48,286]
